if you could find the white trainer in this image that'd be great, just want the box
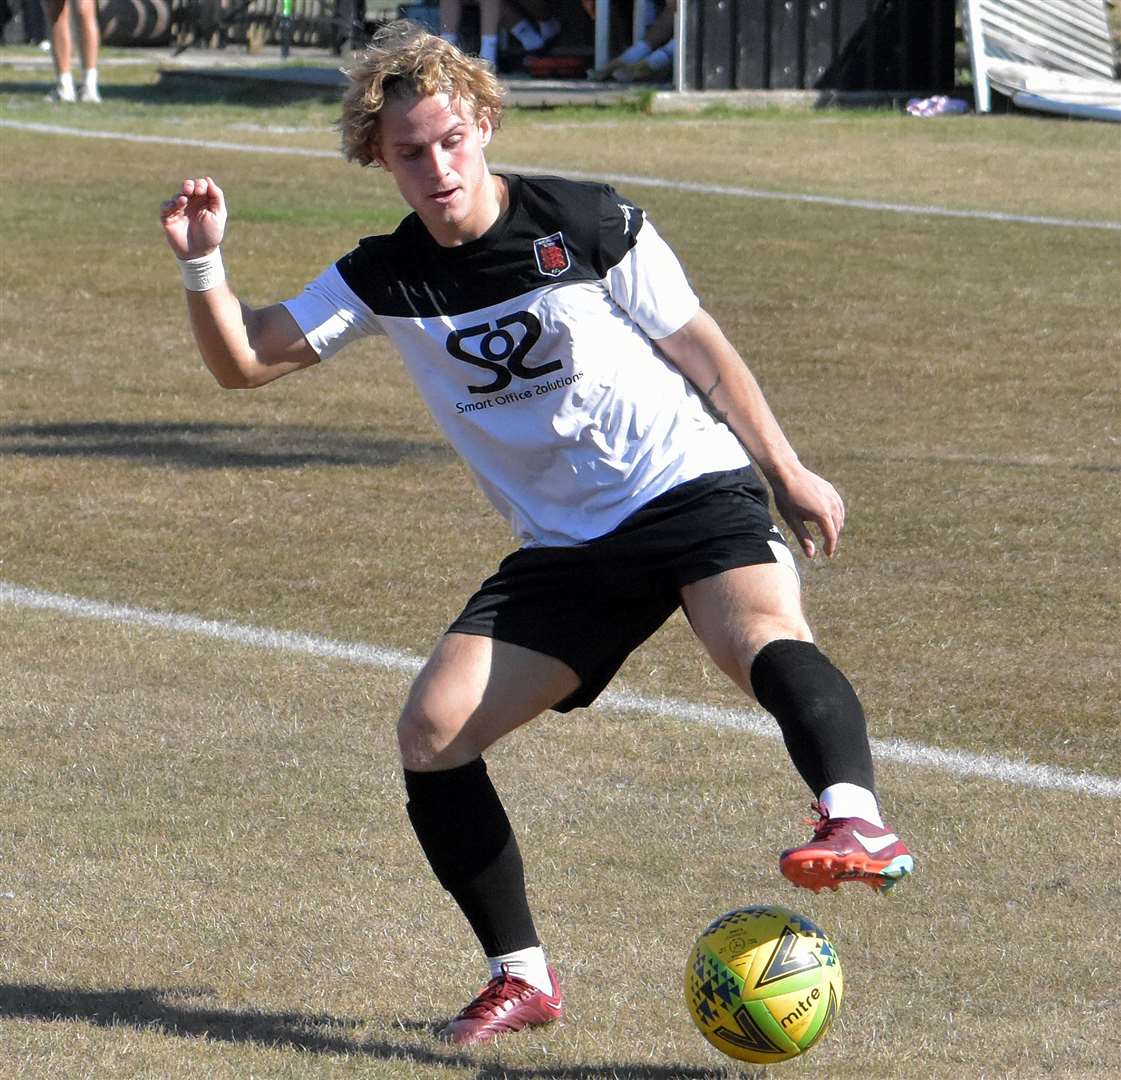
[46,84,77,103]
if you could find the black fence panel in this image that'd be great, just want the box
[684,0,955,92]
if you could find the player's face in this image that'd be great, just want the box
[374,91,500,247]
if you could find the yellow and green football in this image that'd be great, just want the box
[684,904,843,1064]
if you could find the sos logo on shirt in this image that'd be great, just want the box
[446,312,561,394]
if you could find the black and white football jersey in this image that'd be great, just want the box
[283,174,749,546]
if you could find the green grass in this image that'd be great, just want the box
[1,61,1120,1079]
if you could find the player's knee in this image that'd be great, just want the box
[741,622,813,683]
[750,621,813,656]
[396,700,442,770]
[700,620,813,694]
[396,694,471,771]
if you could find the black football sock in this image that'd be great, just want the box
[404,757,540,957]
[749,639,876,797]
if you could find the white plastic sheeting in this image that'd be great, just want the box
[963,0,1121,117]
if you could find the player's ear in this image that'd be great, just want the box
[477,114,493,149]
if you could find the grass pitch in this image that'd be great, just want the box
[1,58,1120,1079]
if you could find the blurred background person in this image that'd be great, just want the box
[439,0,560,69]
[44,0,100,102]
[588,0,674,82]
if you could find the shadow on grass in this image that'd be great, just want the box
[0,983,741,1079]
[0,420,451,470]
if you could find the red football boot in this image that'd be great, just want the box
[781,802,914,894]
[439,965,564,1046]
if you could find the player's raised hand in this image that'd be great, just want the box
[771,465,845,559]
[160,176,228,260]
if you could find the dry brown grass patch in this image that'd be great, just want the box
[2,79,1119,1078]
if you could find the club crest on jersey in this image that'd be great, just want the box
[533,232,571,278]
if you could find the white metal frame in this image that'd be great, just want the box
[964,0,993,112]
[673,0,686,92]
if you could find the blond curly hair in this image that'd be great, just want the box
[338,21,506,168]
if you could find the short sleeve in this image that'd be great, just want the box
[602,205,700,341]
[281,263,384,360]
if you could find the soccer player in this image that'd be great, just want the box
[159,21,913,1048]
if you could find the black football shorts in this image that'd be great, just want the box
[447,466,796,712]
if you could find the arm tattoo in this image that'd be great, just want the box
[703,376,730,425]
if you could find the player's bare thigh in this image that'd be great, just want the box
[398,631,581,772]
[681,563,812,696]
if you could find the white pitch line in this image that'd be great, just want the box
[506,164,1121,232]
[3,580,1119,800]
[0,119,339,158]
[2,118,1119,232]
[0,580,422,674]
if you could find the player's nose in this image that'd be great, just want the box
[426,144,454,177]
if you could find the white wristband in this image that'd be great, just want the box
[177,249,226,292]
